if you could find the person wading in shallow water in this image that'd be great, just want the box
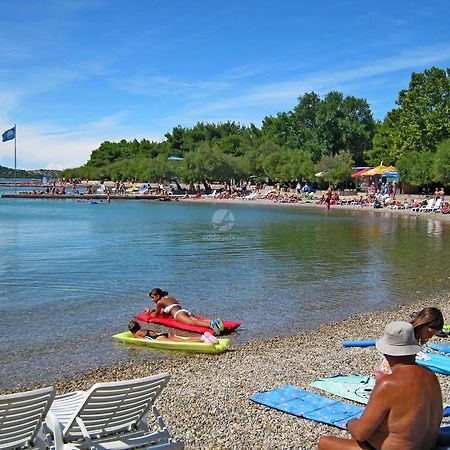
[324,186,333,213]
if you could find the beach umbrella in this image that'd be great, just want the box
[361,164,389,176]
[351,168,371,178]
[383,171,399,178]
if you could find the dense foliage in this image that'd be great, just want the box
[56,66,450,188]
[368,67,450,186]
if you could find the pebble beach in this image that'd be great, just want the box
[5,295,449,449]
[2,195,449,449]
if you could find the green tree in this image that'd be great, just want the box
[261,91,375,164]
[365,119,396,166]
[374,67,450,164]
[262,147,314,181]
[182,144,242,187]
[433,138,450,184]
[396,151,435,186]
[316,150,354,187]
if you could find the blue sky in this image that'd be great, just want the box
[1,0,450,169]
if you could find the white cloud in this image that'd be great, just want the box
[187,43,450,116]
[0,117,163,170]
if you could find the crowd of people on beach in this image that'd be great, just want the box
[11,176,450,215]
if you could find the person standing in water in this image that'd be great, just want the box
[144,288,224,335]
[324,185,333,213]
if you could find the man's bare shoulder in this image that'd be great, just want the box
[376,364,430,387]
[381,363,438,391]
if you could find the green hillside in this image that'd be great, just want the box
[0,165,61,179]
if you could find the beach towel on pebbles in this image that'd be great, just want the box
[249,384,363,429]
[250,384,450,435]
[311,375,375,405]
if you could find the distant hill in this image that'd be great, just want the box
[0,165,62,179]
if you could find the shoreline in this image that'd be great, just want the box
[2,188,450,223]
[178,194,450,223]
[4,295,450,449]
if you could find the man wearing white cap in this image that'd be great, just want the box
[318,321,444,450]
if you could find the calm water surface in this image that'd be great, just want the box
[0,189,449,389]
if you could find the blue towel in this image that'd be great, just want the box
[249,384,363,429]
[251,384,450,440]
[342,340,376,347]
[417,352,450,376]
[428,342,450,354]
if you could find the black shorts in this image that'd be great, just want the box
[145,332,169,340]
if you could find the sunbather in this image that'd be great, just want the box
[128,319,218,344]
[375,307,444,381]
[318,321,444,450]
[144,288,225,335]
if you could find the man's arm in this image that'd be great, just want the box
[347,378,391,442]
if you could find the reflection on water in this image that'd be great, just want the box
[0,196,449,389]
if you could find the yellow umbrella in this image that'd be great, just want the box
[361,164,388,176]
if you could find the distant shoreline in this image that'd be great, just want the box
[178,194,450,223]
[3,189,450,222]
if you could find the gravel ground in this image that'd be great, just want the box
[6,295,449,449]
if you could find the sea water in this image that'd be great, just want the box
[0,190,449,389]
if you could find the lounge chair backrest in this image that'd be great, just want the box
[61,373,170,442]
[0,386,55,450]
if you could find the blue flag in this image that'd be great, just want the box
[2,126,16,142]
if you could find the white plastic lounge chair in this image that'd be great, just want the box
[417,198,435,212]
[244,192,258,200]
[46,373,183,450]
[431,198,442,212]
[0,386,55,450]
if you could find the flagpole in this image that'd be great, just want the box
[14,124,17,194]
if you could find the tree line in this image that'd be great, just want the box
[61,66,450,188]
[0,165,61,179]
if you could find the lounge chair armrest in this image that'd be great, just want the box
[45,411,65,450]
[75,417,94,449]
